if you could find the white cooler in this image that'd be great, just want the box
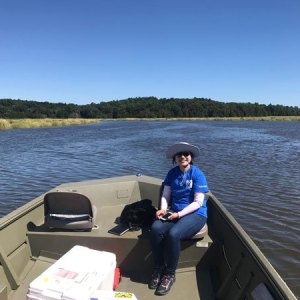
[27,246,116,300]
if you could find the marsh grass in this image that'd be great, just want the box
[1,116,299,130]
[0,118,100,130]
[196,116,300,121]
[109,116,300,121]
[0,119,11,130]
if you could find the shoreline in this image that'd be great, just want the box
[1,116,299,130]
[109,116,300,121]
[0,118,100,130]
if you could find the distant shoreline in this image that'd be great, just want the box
[112,116,300,121]
[0,116,299,130]
[0,118,100,130]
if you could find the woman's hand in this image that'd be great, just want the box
[168,212,179,220]
[155,209,166,219]
[156,209,179,220]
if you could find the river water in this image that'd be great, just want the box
[0,120,299,296]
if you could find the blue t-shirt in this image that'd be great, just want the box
[163,165,209,218]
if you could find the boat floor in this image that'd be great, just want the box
[8,204,214,300]
[10,256,214,300]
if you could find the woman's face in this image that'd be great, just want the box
[174,151,192,168]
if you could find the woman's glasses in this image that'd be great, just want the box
[176,152,191,157]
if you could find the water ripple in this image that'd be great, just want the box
[0,121,299,297]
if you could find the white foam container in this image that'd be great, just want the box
[27,246,116,300]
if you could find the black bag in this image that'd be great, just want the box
[120,199,157,231]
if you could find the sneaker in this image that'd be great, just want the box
[148,269,163,289]
[155,274,176,295]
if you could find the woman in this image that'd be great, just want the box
[149,142,209,295]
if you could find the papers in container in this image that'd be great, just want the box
[27,246,116,300]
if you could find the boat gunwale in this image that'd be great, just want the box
[0,196,44,230]
[207,191,296,299]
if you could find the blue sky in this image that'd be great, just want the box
[1,0,299,107]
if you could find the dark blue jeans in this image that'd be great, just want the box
[150,213,207,276]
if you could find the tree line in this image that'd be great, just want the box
[0,97,299,119]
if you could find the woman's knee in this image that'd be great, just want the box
[167,227,181,241]
[151,220,164,234]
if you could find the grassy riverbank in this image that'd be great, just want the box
[174,116,300,121]
[110,116,300,121]
[1,116,299,130]
[0,118,100,130]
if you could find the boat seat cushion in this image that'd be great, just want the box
[44,191,97,230]
[192,223,208,239]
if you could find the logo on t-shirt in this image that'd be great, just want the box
[185,180,193,189]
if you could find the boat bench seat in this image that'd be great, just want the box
[191,223,208,239]
[27,204,212,272]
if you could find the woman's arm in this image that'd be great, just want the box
[155,185,171,219]
[177,192,205,218]
[160,185,171,211]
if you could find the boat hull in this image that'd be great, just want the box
[0,175,296,300]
